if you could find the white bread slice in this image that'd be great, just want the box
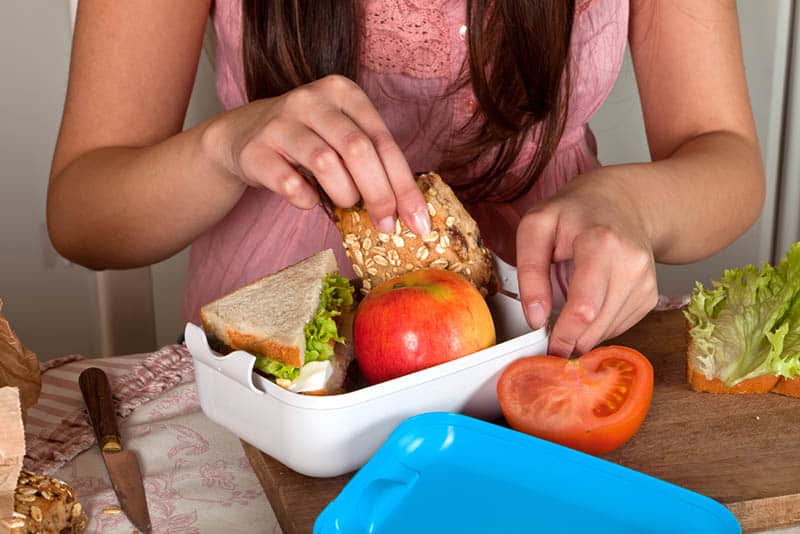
[200,249,339,369]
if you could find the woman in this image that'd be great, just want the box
[47,1,764,357]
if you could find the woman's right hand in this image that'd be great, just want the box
[208,74,431,236]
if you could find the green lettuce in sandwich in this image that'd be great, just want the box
[684,242,800,395]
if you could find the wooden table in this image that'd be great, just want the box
[242,309,800,533]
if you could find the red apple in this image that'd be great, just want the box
[353,268,496,384]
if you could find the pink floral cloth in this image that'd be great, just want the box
[24,347,196,475]
[183,0,630,325]
[55,382,277,534]
[24,351,279,534]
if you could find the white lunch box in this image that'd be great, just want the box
[184,258,549,478]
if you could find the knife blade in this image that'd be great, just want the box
[296,165,338,223]
[79,367,152,534]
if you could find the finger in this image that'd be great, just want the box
[604,303,651,341]
[315,76,430,235]
[603,281,659,341]
[308,108,399,232]
[571,274,628,355]
[267,120,361,208]
[238,142,319,209]
[547,233,613,358]
[598,249,658,341]
[516,211,557,331]
[375,135,430,237]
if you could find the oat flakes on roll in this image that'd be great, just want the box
[334,172,497,296]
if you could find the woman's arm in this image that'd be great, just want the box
[516,0,765,357]
[48,0,238,269]
[49,1,429,270]
[624,0,764,262]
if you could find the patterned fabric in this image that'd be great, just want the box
[360,0,452,78]
[24,346,195,474]
[23,350,278,533]
[185,0,630,326]
[54,382,277,534]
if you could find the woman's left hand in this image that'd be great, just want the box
[516,171,659,357]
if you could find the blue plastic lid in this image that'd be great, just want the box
[314,412,740,534]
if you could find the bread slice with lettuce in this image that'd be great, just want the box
[200,249,355,394]
[684,242,800,397]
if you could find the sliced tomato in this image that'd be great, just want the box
[497,346,654,455]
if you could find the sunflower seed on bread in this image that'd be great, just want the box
[11,470,87,533]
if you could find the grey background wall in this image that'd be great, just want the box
[0,2,98,359]
[0,1,795,360]
[0,1,221,359]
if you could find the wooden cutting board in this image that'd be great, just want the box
[242,309,800,533]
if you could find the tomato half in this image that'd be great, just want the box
[497,346,654,455]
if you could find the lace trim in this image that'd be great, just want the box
[360,0,452,79]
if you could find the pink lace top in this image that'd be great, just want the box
[183,0,629,324]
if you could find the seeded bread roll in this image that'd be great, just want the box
[8,470,86,534]
[335,172,497,296]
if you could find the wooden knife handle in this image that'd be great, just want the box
[79,367,123,452]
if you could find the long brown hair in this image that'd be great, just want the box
[242,1,575,203]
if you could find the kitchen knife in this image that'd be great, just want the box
[492,253,520,301]
[79,367,152,534]
[296,166,337,222]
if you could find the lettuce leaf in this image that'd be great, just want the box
[254,357,301,381]
[253,273,354,381]
[304,273,354,364]
[684,242,800,386]
[763,292,800,378]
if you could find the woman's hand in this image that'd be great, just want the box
[208,74,431,236]
[516,172,659,357]
[512,0,764,357]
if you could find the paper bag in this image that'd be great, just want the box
[0,299,40,415]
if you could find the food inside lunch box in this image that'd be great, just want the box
[192,171,667,466]
[353,268,496,385]
[198,172,501,395]
[200,248,357,395]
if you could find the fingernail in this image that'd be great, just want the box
[410,209,432,236]
[526,302,546,330]
[377,216,395,234]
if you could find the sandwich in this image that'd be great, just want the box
[334,172,498,297]
[200,249,355,395]
[683,242,800,397]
